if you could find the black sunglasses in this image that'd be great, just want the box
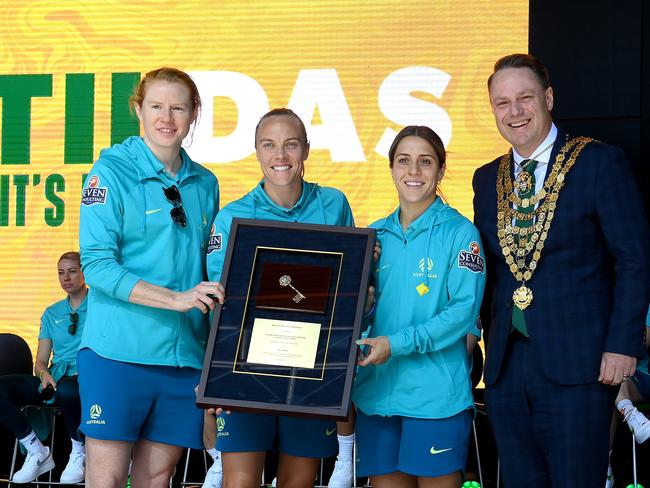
[163,185,187,227]
[68,312,79,335]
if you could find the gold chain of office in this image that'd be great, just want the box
[496,135,592,310]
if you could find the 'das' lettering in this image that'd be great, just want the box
[0,68,452,166]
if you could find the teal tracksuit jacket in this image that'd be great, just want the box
[353,197,486,419]
[38,295,87,381]
[207,180,353,281]
[79,136,219,369]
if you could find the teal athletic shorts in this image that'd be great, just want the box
[216,411,338,458]
[355,409,471,478]
[77,348,203,448]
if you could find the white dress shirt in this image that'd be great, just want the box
[512,123,558,199]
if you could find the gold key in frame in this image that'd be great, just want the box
[279,275,306,303]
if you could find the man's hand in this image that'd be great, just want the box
[598,352,637,385]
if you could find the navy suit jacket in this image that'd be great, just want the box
[473,130,650,386]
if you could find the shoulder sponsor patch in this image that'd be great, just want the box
[457,241,485,273]
[207,232,222,255]
[81,175,108,206]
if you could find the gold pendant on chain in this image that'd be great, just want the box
[516,172,533,193]
[513,284,533,310]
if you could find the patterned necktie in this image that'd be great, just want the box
[511,159,538,336]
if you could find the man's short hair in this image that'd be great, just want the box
[488,53,551,90]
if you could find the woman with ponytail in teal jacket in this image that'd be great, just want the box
[353,126,485,488]
[206,108,353,488]
[78,68,224,488]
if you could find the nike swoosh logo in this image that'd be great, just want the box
[54,318,66,324]
[36,456,48,467]
[325,428,336,436]
[430,446,452,455]
[381,264,390,269]
[145,208,162,215]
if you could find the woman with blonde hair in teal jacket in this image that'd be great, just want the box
[353,126,485,488]
[206,108,354,488]
[78,67,224,488]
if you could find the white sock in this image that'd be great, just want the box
[207,447,220,461]
[337,433,354,460]
[18,431,47,456]
[617,399,634,417]
[70,438,85,455]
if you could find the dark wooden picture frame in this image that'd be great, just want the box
[197,218,375,420]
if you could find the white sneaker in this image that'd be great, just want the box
[624,407,650,443]
[202,460,223,488]
[12,447,55,483]
[605,463,614,488]
[328,455,353,488]
[60,450,85,484]
[271,478,277,487]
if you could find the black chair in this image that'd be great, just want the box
[0,334,33,376]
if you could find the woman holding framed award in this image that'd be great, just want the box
[206,108,354,488]
[78,67,223,488]
[353,126,486,488]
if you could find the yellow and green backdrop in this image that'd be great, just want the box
[0,1,527,355]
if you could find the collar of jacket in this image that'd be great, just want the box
[127,137,200,183]
[379,197,446,238]
[252,180,318,214]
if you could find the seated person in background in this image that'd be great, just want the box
[0,251,88,484]
[606,305,650,487]
[617,306,650,442]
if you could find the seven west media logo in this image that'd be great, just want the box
[81,175,108,206]
[458,242,485,273]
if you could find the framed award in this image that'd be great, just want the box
[197,218,375,420]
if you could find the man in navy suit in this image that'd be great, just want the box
[473,53,650,487]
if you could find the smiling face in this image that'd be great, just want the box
[135,80,196,161]
[489,67,554,157]
[391,135,444,211]
[255,114,309,204]
[58,258,85,296]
